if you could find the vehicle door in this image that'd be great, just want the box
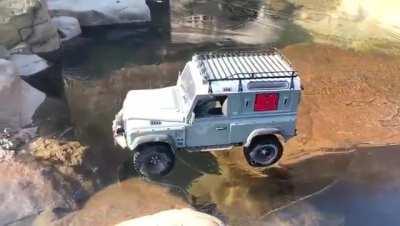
[186,95,230,147]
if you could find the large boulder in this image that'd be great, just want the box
[52,16,82,42]
[50,178,189,226]
[47,0,151,27]
[0,0,60,53]
[0,59,46,130]
[9,54,49,76]
[0,155,76,225]
[0,46,10,59]
[116,208,225,226]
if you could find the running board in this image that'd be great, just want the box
[186,145,234,152]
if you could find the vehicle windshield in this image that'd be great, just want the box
[178,64,196,113]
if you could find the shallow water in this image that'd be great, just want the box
[32,0,400,225]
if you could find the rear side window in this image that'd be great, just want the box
[254,93,279,111]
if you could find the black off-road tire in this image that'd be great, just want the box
[244,136,283,167]
[133,143,175,178]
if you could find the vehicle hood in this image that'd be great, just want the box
[121,86,186,123]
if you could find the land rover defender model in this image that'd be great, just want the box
[113,49,301,177]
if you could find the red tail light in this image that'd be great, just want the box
[254,93,279,111]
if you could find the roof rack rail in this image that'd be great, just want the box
[192,48,299,93]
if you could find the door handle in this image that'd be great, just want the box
[216,126,227,131]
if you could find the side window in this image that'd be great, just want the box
[193,95,228,119]
[254,93,279,111]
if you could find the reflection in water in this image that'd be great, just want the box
[263,147,400,226]
[188,150,352,225]
[170,0,311,45]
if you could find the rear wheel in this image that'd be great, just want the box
[244,136,283,167]
[133,143,175,178]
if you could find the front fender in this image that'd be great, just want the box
[244,128,285,148]
[129,134,177,152]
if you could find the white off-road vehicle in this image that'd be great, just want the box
[113,49,301,177]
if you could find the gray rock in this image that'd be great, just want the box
[9,54,49,76]
[52,16,82,42]
[47,0,151,26]
[0,46,10,59]
[0,157,76,225]
[0,59,46,130]
[0,0,61,53]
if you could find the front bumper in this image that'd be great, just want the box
[112,112,128,149]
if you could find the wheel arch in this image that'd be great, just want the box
[130,134,176,153]
[244,128,285,148]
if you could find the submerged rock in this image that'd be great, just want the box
[30,138,88,167]
[52,16,82,42]
[0,59,46,130]
[0,0,60,53]
[47,0,151,26]
[116,208,225,226]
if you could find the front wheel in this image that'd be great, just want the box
[244,136,283,167]
[133,143,175,178]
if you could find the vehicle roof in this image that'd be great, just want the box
[188,48,301,95]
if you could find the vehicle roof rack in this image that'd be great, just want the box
[192,48,299,93]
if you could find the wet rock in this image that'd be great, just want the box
[28,137,98,202]
[0,59,46,130]
[32,208,70,226]
[0,0,61,53]
[0,148,15,162]
[47,0,151,26]
[0,156,76,226]
[1,127,37,151]
[52,16,82,42]
[116,208,225,226]
[9,54,49,76]
[0,58,17,89]
[30,138,88,167]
